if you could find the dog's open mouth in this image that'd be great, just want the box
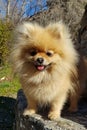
[35,65,46,71]
[35,63,52,71]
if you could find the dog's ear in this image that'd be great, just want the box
[46,21,70,39]
[15,22,36,39]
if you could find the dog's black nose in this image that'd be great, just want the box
[37,58,44,64]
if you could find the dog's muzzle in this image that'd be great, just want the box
[34,58,52,71]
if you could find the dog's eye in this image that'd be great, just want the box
[30,50,37,56]
[46,51,54,57]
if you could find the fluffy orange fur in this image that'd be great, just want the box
[11,22,79,120]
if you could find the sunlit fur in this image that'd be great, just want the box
[11,22,79,120]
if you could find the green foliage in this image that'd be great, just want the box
[0,64,20,96]
[0,20,12,64]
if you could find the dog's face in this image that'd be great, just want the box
[16,22,67,73]
[22,47,62,72]
[19,30,64,73]
[25,48,54,71]
[12,22,78,75]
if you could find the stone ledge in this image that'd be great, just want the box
[0,97,16,130]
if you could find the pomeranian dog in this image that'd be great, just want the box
[11,21,79,120]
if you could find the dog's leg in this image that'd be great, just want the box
[48,93,67,120]
[23,99,37,116]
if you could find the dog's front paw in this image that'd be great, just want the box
[23,109,36,116]
[48,111,60,120]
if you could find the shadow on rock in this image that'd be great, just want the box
[0,96,16,130]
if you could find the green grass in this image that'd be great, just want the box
[0,64,20,97]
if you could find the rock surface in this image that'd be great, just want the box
[26,0,86,48]
[0,97,16,130]
[15,89,87,130]
[78,5,87,56]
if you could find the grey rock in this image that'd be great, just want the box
[0,97,16,130]
[25,0,86,48]
[78,5,87,56]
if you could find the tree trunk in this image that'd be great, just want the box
[6,0,11,23]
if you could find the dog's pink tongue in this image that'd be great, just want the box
[37,66,45,71]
